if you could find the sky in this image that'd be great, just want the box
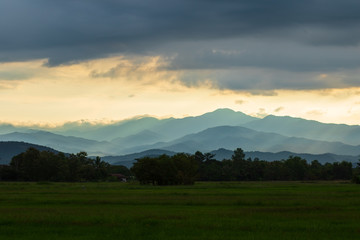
[1,0,360,126]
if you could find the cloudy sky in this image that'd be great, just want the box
[1,0,360,125]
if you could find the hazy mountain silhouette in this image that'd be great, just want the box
[0,131,114,156]
[102,149,177,167]
[242,115,360,146]
[1,109,360,158]
[210,148,359,164]
[110,130,165,149]
[0,141,60,164]
[148,108,257,141]
[55,117,164,141]
[135,126,360,156]
[0,124,37,135]
[54,108,257,141]
[107,147,358,167]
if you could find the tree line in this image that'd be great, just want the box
[132,148,360,184]
[0,148,111,181]
[131,153,198,185]
[195,148,356,182]
[0,147,359,184]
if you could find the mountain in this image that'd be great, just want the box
[110,130,165,149]
[54,117,164,141]
[135,126,360,156]
[243,115,360,146]
[148,108,257,141]
[0,124,22,135]
[0,141,60,164]
[51,109,360,153]
[105,148,358,168]
[103,149,177,168]
[0,124,35,135]
[210,148,359,164]
[53,108,257,142]
[0,131,114,156]
[1,109,360,158]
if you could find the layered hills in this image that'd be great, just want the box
[0,108,359,165]
[0,142,59,164]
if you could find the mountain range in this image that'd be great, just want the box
[0,142,59,164]
[110,148,359,168]
[128,125,360,156]
[0,108,359,164]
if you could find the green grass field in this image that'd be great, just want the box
[0,181,359,239]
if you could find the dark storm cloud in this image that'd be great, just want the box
[1,0,360,66]
[163,39,360,72]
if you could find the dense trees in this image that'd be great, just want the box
[195,148,354,181]
[0,147,357,183]
[1,148,110,181]
[352,160,360,184]
[131,148,355,185]
[131,153,198,185]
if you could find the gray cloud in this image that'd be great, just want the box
[1,0,360,90]
[163,38,360,72]
[176,66,360,91]
[1,0,360,64]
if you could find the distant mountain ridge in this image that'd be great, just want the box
[1,141,357,168]
[111,130,165,149]
[243,115,360,145]
[124,125,360,156]
[0,109,257,141]
[0,131,114,156]
[0,141,60,164]
[109,148,359,168]
[101,149,177,168]
[209,148,359,164]
[0,108,360,157]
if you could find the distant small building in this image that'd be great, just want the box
[110,173,127,182]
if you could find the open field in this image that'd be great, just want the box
[0,181,359,239]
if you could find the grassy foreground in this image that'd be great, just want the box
[0,181,359,240]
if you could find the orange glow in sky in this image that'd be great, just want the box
[0,57,359,126]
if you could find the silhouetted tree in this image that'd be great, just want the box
[332,161,352,180]
[284,156,308,180]
[352,159,360,184]
[232,148,250,180]
[8,148,110,182]
[131,153,198,185]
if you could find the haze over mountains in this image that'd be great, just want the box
[243,116,360,146]
[134,126,360,156]
[0,108,359,164]
[52,108,257,141]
